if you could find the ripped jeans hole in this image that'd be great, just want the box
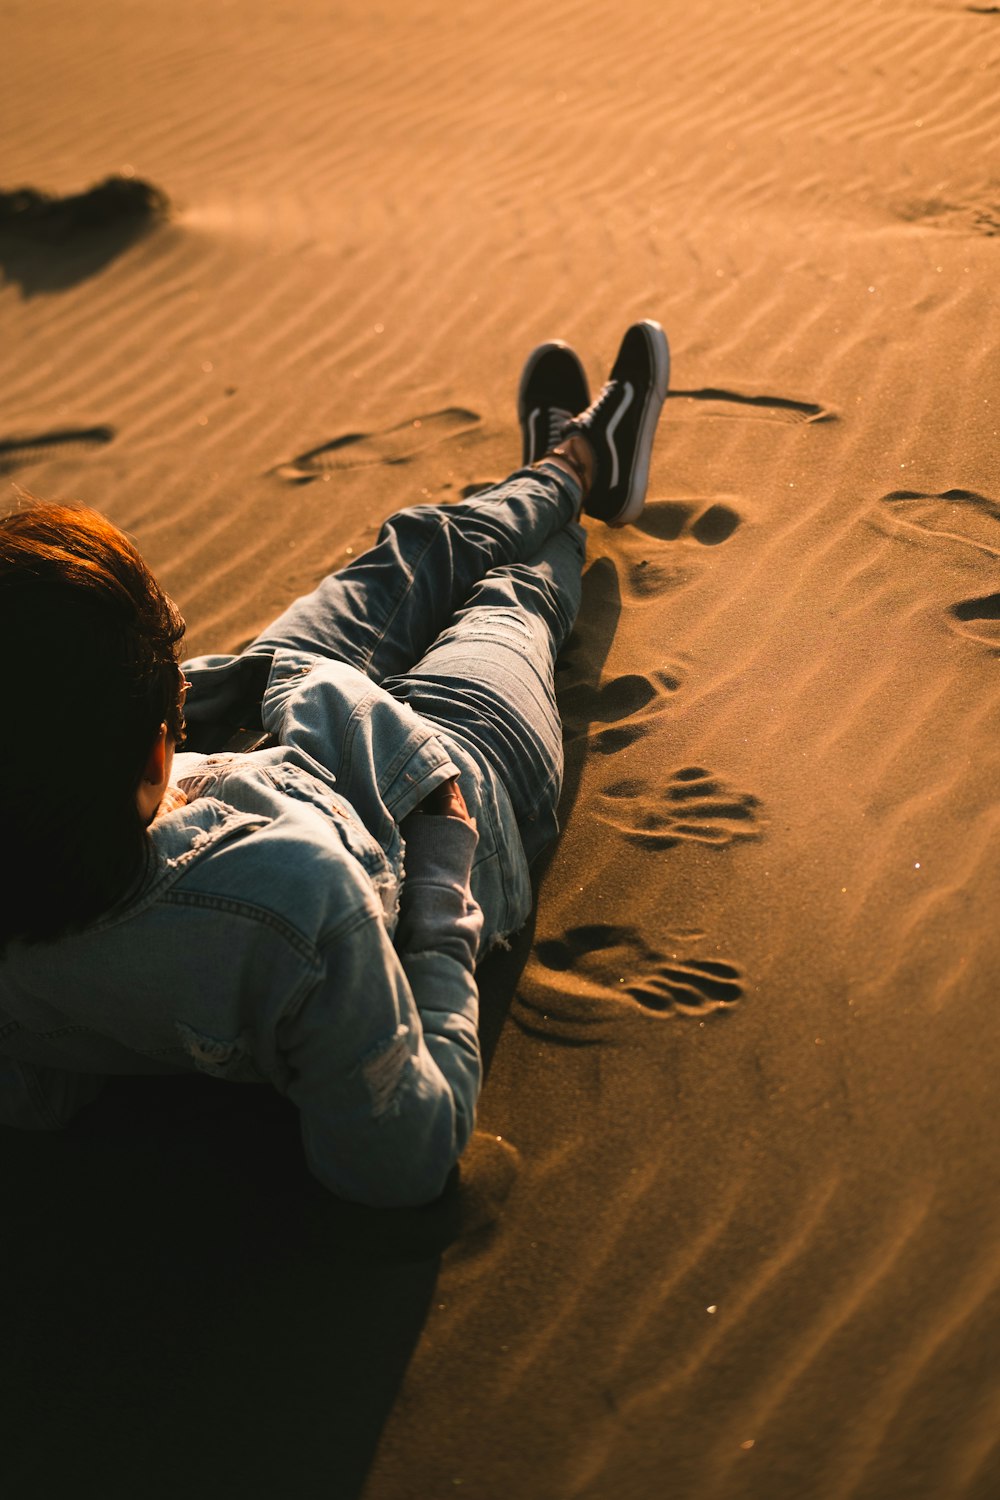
[463,611,533,639]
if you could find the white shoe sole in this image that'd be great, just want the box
[608,320,670,527]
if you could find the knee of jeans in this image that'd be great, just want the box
[472,562,570,623]
[458,608,535,646]
[508,565,578,642]
[379,503,447,549]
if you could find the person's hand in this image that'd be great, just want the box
[417,776,475,827]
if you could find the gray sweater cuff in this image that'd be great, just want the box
[400,813,477,887]
[396,815,482,963]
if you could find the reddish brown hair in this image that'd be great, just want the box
[0,499,185,946]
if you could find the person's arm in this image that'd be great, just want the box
[394,797,483,1110]
[277,803,484,1207]
[0,1056,104,1130]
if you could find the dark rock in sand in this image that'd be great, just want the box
[0,174,169,295]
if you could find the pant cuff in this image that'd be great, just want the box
[530,460,583,521]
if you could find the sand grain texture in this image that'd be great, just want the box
[2,1,999,1497]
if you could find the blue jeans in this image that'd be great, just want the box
[248,462,586,866]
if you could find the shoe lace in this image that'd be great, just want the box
[552,380,615,445]
[581,380,617,424]
[548,405,575,449]
[563,380,618,440]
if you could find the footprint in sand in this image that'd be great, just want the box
[950,593,1000,649]
[0,425,115,476]
[270,408,480,482]
[878,488,1000,560]
[667,387,837,426]
[559,670,682,753]
[896,197,1000,236]
[590,497,745,605]
[597,767,764,850]
[575,492,746,609]
[877,488,1000,649]
[533,923,744,1017]
[640,497,742,551]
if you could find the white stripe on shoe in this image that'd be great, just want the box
[528,408,542,462]
[604,380,634,490]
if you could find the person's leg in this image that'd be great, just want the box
[182,455,587,752]
[382,521,586,870]
[247,461,583,682]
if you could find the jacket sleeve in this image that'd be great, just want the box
[0,1056,105,1130]
[277,816,484,1208]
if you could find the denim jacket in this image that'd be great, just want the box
[0,650,533,1207]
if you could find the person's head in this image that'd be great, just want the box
[0,497,186,948]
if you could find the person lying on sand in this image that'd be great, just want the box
[0,321,670,1207]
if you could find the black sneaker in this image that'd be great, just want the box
[562,320,670,526]
[517,340,591,468]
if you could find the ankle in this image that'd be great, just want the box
[545,432,594,498]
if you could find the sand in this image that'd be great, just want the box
[3,0,999,1496]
